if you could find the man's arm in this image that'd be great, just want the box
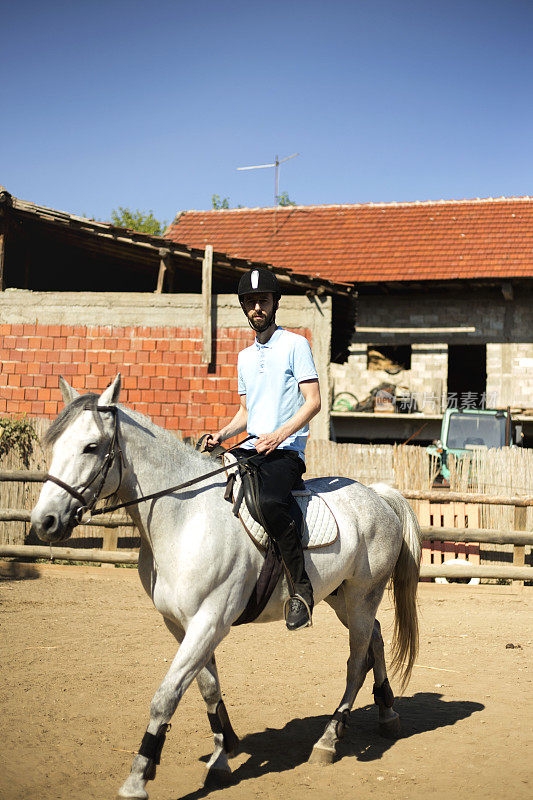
[207,395,248,447]
[255,379,321,455]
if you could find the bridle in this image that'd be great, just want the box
[45,405,122,525]
[44,405,258,527]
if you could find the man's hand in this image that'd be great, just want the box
[255,429,286,455]
[205,432,223,451]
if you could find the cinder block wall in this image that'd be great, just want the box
[0,291,332,440]
[332,287,533,410]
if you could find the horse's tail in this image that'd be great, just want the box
[370,483,422,691]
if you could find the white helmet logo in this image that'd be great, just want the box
[251,270,259,289]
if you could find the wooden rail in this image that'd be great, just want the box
[0,509,134,527]
[420,564,532,580]
[0,544,137,564]
[0,470,47,482]
[419,527,533,546]
[0,544,531,580]
[1,471,531,581]
[402,490,533,507]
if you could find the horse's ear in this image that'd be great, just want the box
[59,376,80,406]
[98,374,122,407]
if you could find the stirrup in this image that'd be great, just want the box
[283,594,313,629]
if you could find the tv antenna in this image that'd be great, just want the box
[237,153,300,206]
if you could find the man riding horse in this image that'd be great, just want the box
[207,267,321,631]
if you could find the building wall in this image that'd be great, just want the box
[332,287,533,411]
[0,290,332,440]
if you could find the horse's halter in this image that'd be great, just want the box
[45,405,123,525]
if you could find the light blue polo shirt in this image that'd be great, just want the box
[237,327,318,461]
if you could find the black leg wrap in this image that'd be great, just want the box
[332,708,350,738]
[207,700,239,755]
[138,723,171,779]
[373,678,395,708]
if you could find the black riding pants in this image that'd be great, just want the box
[235,448,313,606]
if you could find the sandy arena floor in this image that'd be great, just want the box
[0,562,531,800]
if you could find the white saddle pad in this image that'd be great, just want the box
[223,453,339,551]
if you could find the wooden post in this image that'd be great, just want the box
[101,528,119,568]
[155,249,171,293]
[202,245,213,364]
[0,230,6,291]
[513,505,527,587]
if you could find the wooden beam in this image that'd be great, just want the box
[420,563,533,581]
[420,526,533,546]
[0,470,46,482]
[0,230,6,290]
[0,508,134,527]
[155,256,167,293]
[513,505,527,587]
[0,544,138,564]
[356,326,476,334]
[202,245,213,364]
[402,490,533,507]
[155,250,175,294]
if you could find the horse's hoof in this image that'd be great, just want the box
[117,795,148,800]
[309,745,336,765]
[204,767,233,788]
[117,791,148,800]
[117,779,149,800]
[379,714,402,739]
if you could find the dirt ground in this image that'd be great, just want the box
[0,563,531,800]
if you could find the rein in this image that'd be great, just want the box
[91,448,252,519]
[44,406,257,526]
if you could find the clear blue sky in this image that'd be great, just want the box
[2,0,532,223]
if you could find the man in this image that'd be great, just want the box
[207,267,321,631]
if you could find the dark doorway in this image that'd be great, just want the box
[447,345,486,408]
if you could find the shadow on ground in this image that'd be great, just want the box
[0,561,40,580]
[176,692,484,799]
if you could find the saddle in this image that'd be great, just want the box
[222,452,339,552]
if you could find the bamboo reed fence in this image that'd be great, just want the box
[448,448,533,566]
[305,441,440,490]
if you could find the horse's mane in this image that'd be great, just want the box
[44,393,206,467]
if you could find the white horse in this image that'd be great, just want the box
[30,375,421,799]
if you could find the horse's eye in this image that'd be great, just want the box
[83,443,98,454]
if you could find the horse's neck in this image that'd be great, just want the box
[117,409,208,521]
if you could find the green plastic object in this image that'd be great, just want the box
[332,392,359,412]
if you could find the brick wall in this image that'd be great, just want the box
[0,291,332,439]
[0,321,312,438]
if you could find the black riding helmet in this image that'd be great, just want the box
[237,267,282,300]
[237,268,282,332]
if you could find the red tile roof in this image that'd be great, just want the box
[166,197,533,283]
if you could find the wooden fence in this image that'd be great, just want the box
[1,470,532,583]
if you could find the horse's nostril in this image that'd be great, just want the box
[43,514,57,533]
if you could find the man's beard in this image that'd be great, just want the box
[250,312,271,332]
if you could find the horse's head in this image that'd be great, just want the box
[30,375,123,543]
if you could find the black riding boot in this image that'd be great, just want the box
[275,520,314,630]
